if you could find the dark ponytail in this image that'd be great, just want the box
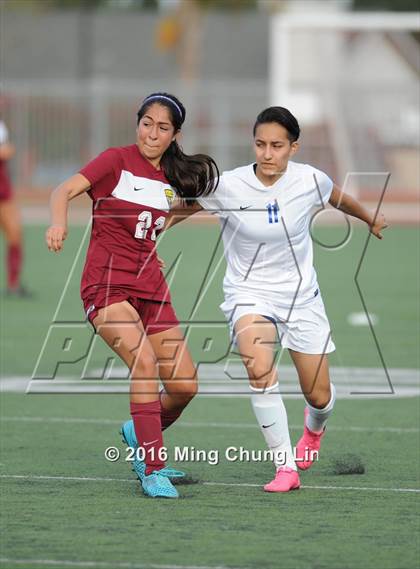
[253,106,300,143]
[137,92,219,202]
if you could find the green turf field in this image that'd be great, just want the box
[1,223,419,569]
[0,395,419,569]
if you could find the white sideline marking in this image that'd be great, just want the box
[1,474,419,494]
[348,312,378,326]
[2,364,419,398]
[0,474,136,483]
[0,558,237,569]
[0,416,418,434]
[204,482,420,493]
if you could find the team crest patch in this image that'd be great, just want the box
[164,188,175,207]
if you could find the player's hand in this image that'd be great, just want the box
[157,255,166,269]
[370,213,388,240]
[46,225,68,252]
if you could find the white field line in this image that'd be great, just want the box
[2,377,419,398]
[0,474,419,494]
[2,364,418,397]
[0,416,418,433]
[204,481,420,493]
[0,557,239,569]
[21,386,420,398]
[90,364,420,383]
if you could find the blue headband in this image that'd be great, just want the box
[142,95,183,122]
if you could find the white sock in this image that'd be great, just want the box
[305,383,336,433]
[250,383,296,471]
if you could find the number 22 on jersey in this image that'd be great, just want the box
[135,211,165,241]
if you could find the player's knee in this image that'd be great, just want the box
[163,383,197,411]
[306,386,331,409]
[245,361,274,384]
[182,384,198,405]
[171,377,198,402]
[185,378,198,399]
[132,353,158,379]
[6,229,22,245]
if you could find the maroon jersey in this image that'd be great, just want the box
[79,144,176,303]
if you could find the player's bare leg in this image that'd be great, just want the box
[93,301,178,497]
[148,325,198,423]
[234,314,278,391]
[234,314,300,492]
[115,325,197,481]
[289,350,336,470]
[93,300,158,399]
[0,198,25,294]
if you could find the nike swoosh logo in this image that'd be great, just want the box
[239,205,251,210]
[134,187,144,192]
[143,439,158,447]
[262,422,276,429]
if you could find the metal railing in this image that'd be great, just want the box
[3,78,418,194]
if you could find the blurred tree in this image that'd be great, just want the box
[4,0,256,10]
[52,0,105,7]
[195,0,256,8]
[353,0,419,10]
[4,0,108,9]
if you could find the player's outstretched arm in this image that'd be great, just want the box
[46,173,91,252]
[328,184,388,240]
[164,199,203,230]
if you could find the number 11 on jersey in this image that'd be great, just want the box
[267,199,279,224]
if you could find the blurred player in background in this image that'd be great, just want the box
[167,106,387,493]
[46,92,219,499]
[0,118,30,297]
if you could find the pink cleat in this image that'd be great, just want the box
[264,467,300,493]
[295,407,325,470]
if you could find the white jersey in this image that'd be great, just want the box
[198,161,333,308]
[0,121,9,145]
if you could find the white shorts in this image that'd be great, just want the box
[220,292,336,355]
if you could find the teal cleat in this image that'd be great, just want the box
[159,465,186,479]
[141,470,179,499]
[120,419,138,448]
[120,420,146,480]
[119,419,186,481]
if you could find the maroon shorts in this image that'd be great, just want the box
[82,287,179,335]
